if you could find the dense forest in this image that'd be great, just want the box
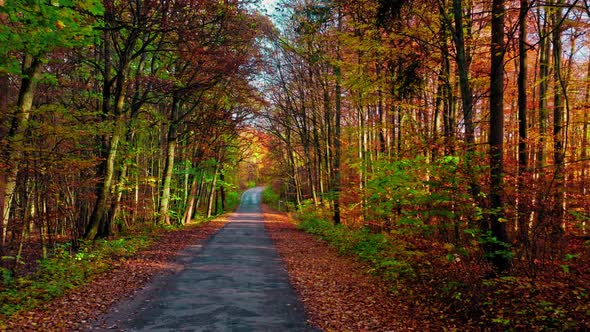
[0,0,269,256]
[0,0,589,329]
[262,0,589,271]
[258,0,590,327]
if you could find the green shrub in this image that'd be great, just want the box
[0,235,153,319]
[297,212,415,283]
[225,190,240,211]
[262,187,281,208]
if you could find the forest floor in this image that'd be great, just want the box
[2,202,587,331]
[1,217,229,331]
[263,204,590,331]
[263,204,433,331]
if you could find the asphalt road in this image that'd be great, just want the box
[94,187,315,331]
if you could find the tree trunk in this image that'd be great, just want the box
[451,0,480,201]
[582,59,589,233]
[517,0,529,244]
[0,74,8,136]
[84,113,126,240]
[183,174,199,224]
[489,0,510,272]
[538,8,550,171]
[452,0,475,148]
[159,96,180,224]
[220,171,226,212]
[551,0,565,226]
[1,55,42,246]
[110,162,129,231]
[207,164,219,218]
[332,10,342,225]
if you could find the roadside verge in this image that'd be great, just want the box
[2,217,229,331]
[262,204,419,331]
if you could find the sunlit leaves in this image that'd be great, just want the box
[0,0,103,73]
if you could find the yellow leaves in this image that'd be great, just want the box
[55,20,65,30]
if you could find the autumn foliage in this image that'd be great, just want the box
[261,0,590,329]
[0,0,267,313]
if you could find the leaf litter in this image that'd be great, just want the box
[2,217,229,331]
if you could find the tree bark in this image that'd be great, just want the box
[183,174,199,225]
[582,58,590,200]
[489,0,510,272]
[451,0,481,202]
[159,96,180,224]
[517,0,529,244]
[206,163,219,218]
[1,55,42,246]
[551,0,565,226]
[332,9,342,225]
[452,0,475,148]
[537,8,550,171]
[84,112,126,240]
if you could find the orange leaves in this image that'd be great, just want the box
[262,204,416,331]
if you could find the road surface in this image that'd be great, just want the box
[93,187,315,331]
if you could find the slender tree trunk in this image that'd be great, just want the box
[194,171,206,214]
[551,1,565,227]
[377,64,387,154]
[220,171,226,212]
[582,59,589,233]
[489,0,510,272]
[332,10,343,225]
[110,162,129,231]
[159,96,180,224]
[452,0,475,148]
[207,163,219,218]
[0,74,8,136]
[538,9,550,172]
[1,55,42,246]
[323,80,332,193]
[517,0,529,244]
[183,175,199,224]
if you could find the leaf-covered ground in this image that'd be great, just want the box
[1,218,229,331]
[263,204,590,331]
[263,205,431,331]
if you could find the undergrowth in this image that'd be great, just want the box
[262,187,281,210]
[294,209,590,330]
[297,211,416,284]
[0,235,152,319]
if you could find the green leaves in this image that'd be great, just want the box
[297,211,416,283]
[0,0,104,73]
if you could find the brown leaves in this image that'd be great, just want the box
[262,203,590,330]
[2,218,229,331]
[262,205,418,331]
